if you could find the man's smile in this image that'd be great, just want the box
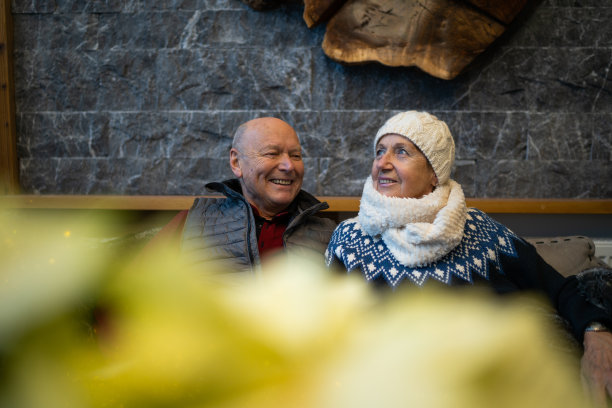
[270,179,293,185]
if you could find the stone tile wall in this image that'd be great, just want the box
[12,0,612,197]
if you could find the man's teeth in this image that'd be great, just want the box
[379,179,395,184]
[271,179,291,185]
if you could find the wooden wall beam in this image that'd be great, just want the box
[0,1,18,194]
[1,195,611,214]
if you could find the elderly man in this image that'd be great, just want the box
[149,117,336,271]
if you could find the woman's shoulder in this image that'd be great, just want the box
[463,207,522,246]
[466,207,490,219]
[329,217,378,248]
[466,208,514,231]
[332,217,362,235]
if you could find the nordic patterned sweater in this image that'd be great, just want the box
[325,208,612,341]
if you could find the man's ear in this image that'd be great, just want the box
[229,148,242,178]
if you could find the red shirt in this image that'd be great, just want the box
[251,205,292,258]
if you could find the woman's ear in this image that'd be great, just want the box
[229,148,242,178]
[431,172,439,190]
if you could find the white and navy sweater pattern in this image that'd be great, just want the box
[325,208,521,288]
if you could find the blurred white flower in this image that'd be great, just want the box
[0,211,591,408]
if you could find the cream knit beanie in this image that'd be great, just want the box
[373,111,455,185]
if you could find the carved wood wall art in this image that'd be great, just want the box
[323,0,512,80]
[303,0,346,27]
[242,0,529,80]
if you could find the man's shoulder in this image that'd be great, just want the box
[186,195,249,224]
[295,189,326,209]
[187,196,223,214]
[189,195,227,208]
[187,180,244,210]
[303,213,337,232]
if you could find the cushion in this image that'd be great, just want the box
[526,236,609,278]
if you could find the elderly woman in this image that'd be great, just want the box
[326,111,612,405]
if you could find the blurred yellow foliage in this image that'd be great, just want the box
[0,210,591,408]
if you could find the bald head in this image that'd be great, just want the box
[232,117,298,152]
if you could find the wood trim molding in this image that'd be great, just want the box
[0,1,18,194]
[1,195,611,214]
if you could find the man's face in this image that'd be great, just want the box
[230,119,304,218]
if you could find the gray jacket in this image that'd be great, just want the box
[181,179,336,272]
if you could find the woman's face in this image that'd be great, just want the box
[371,134,438,199]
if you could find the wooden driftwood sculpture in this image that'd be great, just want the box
[242,0,529,80]
[303,0,346,28]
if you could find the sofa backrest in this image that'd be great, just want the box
[526,236,609,278]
